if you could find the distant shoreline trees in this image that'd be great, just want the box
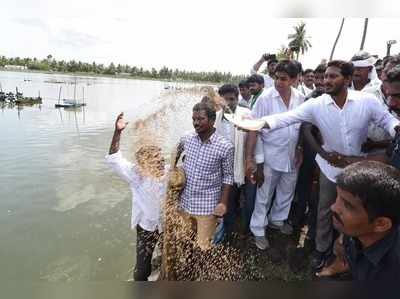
[0,55,245,83]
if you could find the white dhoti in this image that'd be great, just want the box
[250,164,298,237]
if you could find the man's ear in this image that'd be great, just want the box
[372,217,393,233]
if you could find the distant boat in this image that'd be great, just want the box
[44,79,66,84]
[55,82,87,108]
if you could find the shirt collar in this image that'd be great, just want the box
[196,129,217,144]
[325,89,357,106]
[354,227,398,267]
[270,87,281,98]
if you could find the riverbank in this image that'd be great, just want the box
[0,68,223,85]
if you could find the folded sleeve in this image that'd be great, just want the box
[369,96,400,138]
[105,151,138,184]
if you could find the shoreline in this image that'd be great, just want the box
[0,68,222,85]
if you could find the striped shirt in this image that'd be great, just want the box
[180,131,234,215]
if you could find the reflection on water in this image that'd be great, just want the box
[0,71,209,281]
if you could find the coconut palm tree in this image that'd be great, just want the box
[287,21,312,60]
[360,18,369,50]
[329,18,345,61]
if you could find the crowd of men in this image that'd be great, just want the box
[177,51,400,280]
[108,51,400,281]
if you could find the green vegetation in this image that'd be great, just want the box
[287,21,312,61]
[0,55,245,83]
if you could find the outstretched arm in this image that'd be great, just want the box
[251,55,266,74]
[109,112,129,155]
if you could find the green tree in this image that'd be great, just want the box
[288,21,312,60]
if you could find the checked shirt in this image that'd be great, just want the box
[180,131,234,215]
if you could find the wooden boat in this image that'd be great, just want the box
[14,88,42,105]
[15,96,42,105]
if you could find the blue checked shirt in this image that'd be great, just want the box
[180,131,234,215]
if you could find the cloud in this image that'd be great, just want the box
[13,17,49,32]
[51,29,107,48]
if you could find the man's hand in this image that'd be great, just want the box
[325,152,363,168]
[245,158,256,182]
[213,202,227,218]
[109,112,127,155]
[115,112,128,132]
[324,152,348,168]
[295,148,303,169]
[255,164,264,187]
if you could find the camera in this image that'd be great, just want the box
[263,53,277,61]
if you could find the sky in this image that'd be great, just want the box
[2,0,400,75]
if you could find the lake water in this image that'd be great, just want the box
[0,71,206,281]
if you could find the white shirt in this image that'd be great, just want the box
[298,84,314,97]
[252,86,305,172]
[250,67,274,89]
[105,151,169,232]
[215,106,264,185]
[262,89,399,182]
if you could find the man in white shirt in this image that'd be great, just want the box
[238,79,252,108]
[247,74,266,110]
[249,60,399,269]
[106,113,168,281]
[215,84,264,242]
[251,54,278,89]
[351,51,381,92]
[246,60,305,250]
[299,69,315,96]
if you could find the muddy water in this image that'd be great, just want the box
[0,71,207,281]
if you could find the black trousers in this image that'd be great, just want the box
[289,143,318,239]
[134,225,160,281]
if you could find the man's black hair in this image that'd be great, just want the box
[247,74,264,85]
[327,60,354,77]
[267,59,278,67]
[274,60,300,79]
[238,79,250,89]
[336,161,400,225]
[314,64,327,74]
[386,55,400,68]
[218,84,239,97]
[292,60,303,75]
[386,65,400,83]
[192,101,216,122]
[303,68,314,75]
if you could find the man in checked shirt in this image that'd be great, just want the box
[177,101,234,251]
